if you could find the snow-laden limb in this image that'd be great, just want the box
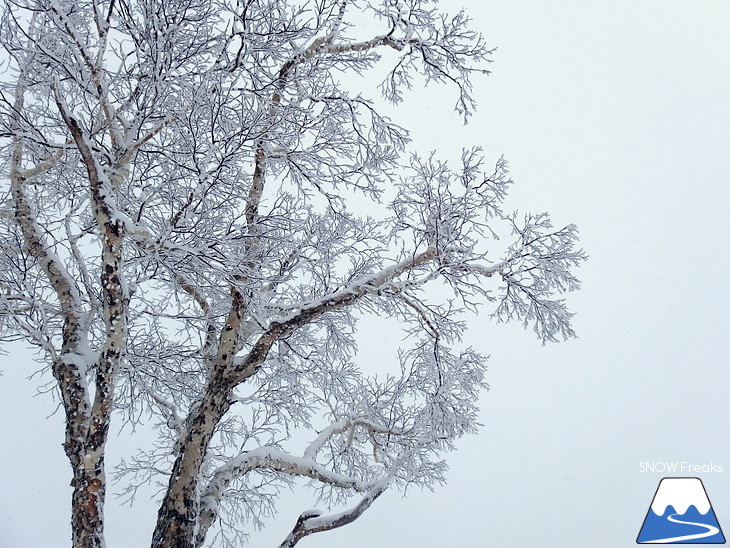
[10,93,87,347]
[16,148,66,180]
[229,247,438,383]
[302,415,403,460]
[196,443,386,546]
[8,71,91,422]
[277,465,397,548]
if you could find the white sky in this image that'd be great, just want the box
[3,1,730,547]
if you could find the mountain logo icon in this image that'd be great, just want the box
[637,477,725,544]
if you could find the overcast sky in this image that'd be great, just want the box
[3,1,730,547]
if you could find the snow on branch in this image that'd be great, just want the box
[228,247,439,383]
[197,435,394,546]
[277,464,398,548]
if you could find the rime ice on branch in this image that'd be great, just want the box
[0,1,585,547]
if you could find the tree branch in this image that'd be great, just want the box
[9,75,92,466]
[229,247,439,384]
[196,445,383,546]
[53,79,128,507]
[277,473,394,548]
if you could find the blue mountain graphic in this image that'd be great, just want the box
[638,504,726,544]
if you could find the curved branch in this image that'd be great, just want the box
[195,445,382,546]
[277,473,394,548]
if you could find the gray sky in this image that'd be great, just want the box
[3,1,730,547]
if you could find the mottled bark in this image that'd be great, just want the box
[152,379,234,548]
[54,82,129,548]
[151,285,245,548]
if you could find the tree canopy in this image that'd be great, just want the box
[0,1,585,546]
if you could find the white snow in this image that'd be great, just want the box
[650,478,712,516]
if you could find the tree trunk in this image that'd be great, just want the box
[71,469,107,548]
[151,385,233,548]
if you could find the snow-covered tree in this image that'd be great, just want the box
[0,0,585,547]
